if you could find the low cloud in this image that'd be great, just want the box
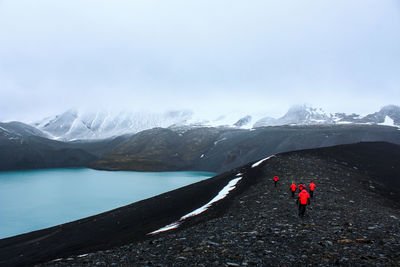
[0,0,399,121]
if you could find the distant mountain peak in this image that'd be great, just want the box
[234,115,252,127]
[381,105,400,112]
[254,104,332,127]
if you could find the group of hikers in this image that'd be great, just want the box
[272,176,316,217]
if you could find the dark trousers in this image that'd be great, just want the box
[310,190,314,198]
[274,181,278,187]
[298,204,307,217]
[291,190,295,197]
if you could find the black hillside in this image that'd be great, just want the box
[1,142,399,266]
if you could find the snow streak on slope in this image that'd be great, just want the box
[181,177,242,220]
[252,155,275,168]
[148,176,242,235]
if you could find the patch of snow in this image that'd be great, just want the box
[379,116,395,127]
[181,177,242,220]
[236,173,243,177]
[200,154,204,158]
[0,126,10,133]
[309,119,328,123]
[148,177,242,235]
[214,137,227,146]
[251,155,275,168]
[77,254,89,258]
[337,121,352,124]
[390,215,398,220]
[148,222,181,235]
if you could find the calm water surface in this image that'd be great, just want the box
[0,168,214,239]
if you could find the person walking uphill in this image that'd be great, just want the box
[298,183,306,192]
[273,176,279,187]
[296,189,310,217]
[309,181,316,198]
[290,182,297,198]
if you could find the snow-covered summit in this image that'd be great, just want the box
[254,104,333,127]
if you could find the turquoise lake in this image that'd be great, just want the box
[0,168,214,239]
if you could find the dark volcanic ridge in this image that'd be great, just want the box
[90,124,400,173]
[2,123,400,174]
[1,142,400,266]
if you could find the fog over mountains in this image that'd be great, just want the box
[26,105,400,141]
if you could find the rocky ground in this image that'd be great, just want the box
[36,144,400,266]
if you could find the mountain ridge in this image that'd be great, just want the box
[91,124,400,173]
[5,104,397,141]
[1,122,400,173]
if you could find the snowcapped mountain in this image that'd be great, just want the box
[31,109,263,141]
[336,105,400,126]
[331,105,400,127]
[254,104,400,128]
[254,105,333,127]
[33,109,194,141]
[26,105,400,141]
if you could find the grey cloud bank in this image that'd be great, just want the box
[0,0,399,122]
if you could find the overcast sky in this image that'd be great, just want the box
[0,0,399,122]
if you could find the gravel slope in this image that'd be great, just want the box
[1,142,399,266]
[41,142,400,266]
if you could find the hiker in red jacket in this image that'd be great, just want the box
[273,176,279,187]
[296,189,310,217]
[298,183,306,192]
[290,182,297,198]
[309,181,316,198]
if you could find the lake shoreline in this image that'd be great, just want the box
[0,169,214,239]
